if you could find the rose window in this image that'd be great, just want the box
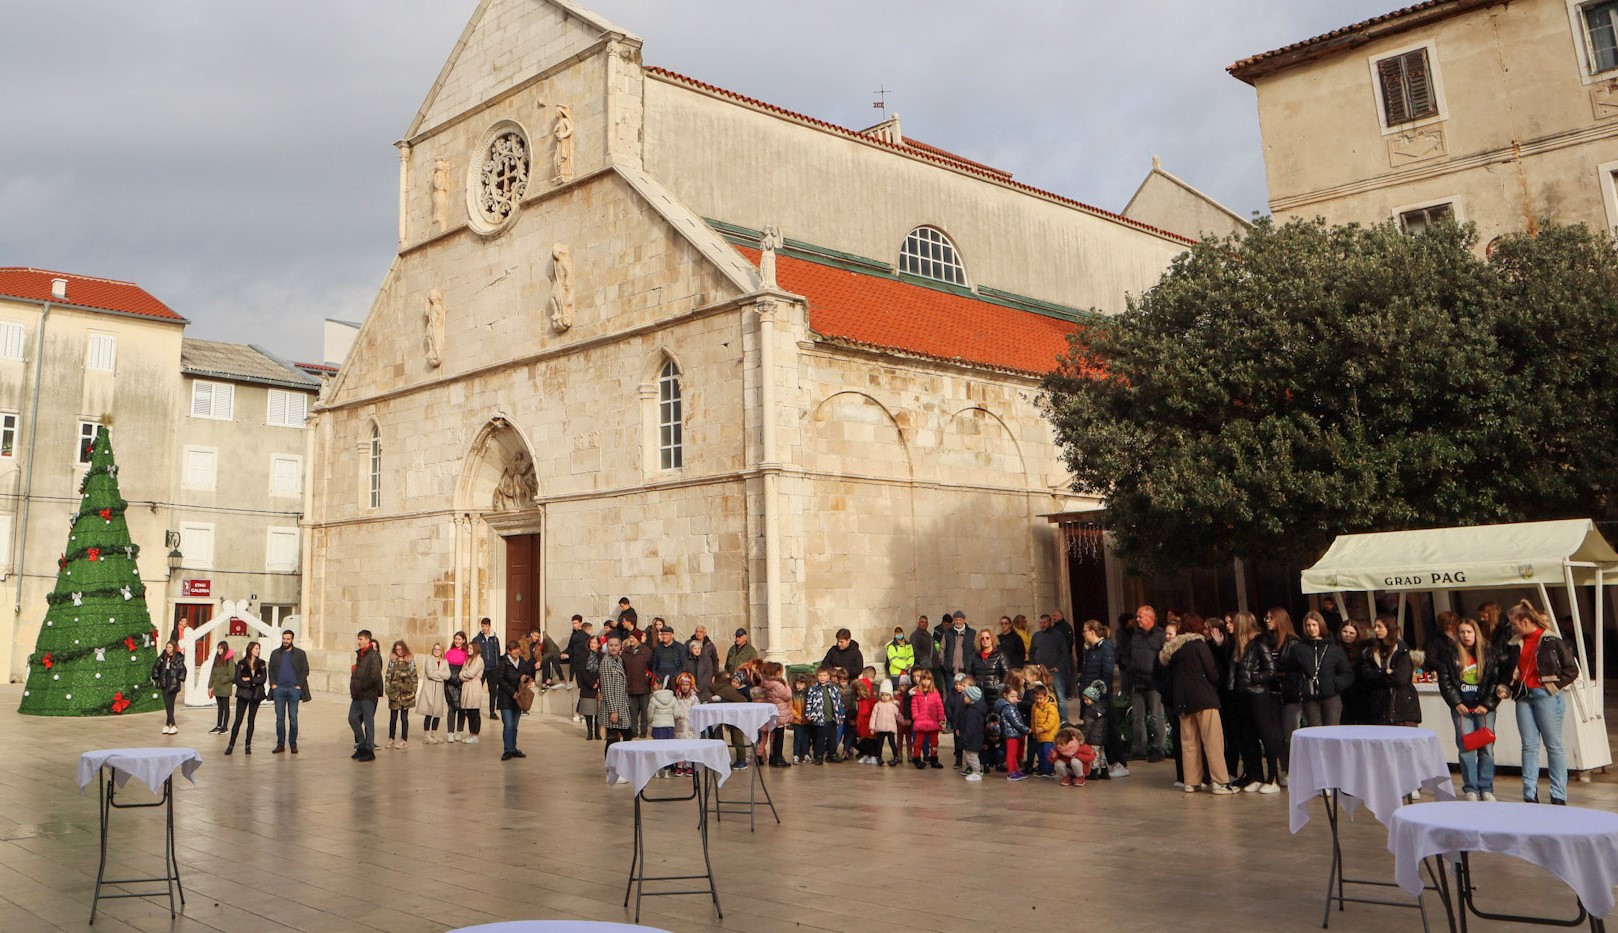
[477,132,529,226]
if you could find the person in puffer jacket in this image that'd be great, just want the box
[909,670,946,769]
[803,667,845,764]
[996,686,1032,781]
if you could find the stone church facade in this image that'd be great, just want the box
[301,0,1193,681]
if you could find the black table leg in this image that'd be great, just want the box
[1452,851,1592,930]
[623,766,723,923]
[89,771,183,924]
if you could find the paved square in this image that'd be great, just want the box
[0,685,1612,932]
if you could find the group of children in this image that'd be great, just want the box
[790,663,1099,786]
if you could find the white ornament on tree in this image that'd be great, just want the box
[119,586,132,601]
[95,647,106,661]
[71,592,83,606]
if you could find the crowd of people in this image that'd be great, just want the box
[150,593,1582,804]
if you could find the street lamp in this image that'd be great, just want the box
[167,548,183,577]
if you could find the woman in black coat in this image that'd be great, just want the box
[1278,611,1355,727]
[1336,621,1375,724]
[967,629,1010,702]
[227,641,267,755]
[1159,616,1234,793]
[1365,616,1421,727]
[1229,611,1283,793]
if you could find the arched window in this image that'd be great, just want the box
[658,359,683,470]
[899,226,967,286]
[368,425,382,509]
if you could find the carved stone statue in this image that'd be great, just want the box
[759,225,782,289]
[431,158,450,232]
[547,243,574,332]
[492,449,538,511]
[551,104,575,184]
[424,289,445,368]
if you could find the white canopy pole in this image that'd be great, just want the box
[1596,566,1606,696]
[1560,561,1594,724]
[1537,583,1558,635]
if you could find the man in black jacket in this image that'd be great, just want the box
[821,628,864,677]
[266,628,310,754]
[909,616,935,680]
[348,630,383,762]
[471,617,504,716]
[1030,614,1073,724]
[938,612,975,684]
[650,626,685,689]
[1120,606,1167,761]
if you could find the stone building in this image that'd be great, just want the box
[1229,0,1618,242]
[301,0,1201,681]
[0,269,318,681]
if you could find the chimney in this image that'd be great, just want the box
[50,278,67,300]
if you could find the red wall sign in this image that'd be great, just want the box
[181,579,211,597]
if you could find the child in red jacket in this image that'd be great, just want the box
[855,672,878,763]
[1050,727,1097,787]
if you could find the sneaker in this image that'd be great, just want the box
[1110,764,1131,778]
[1258,782,1280,795]
[928,759,943,769]
[1173,781,1186,789]
[511,749,526,758]
[1243,782,1263,794]
[356,750,376,762]
[887,759,899,767]
[1464,791,1480,802]
[964,772,982,783]
[1551,797,1567,806]
[396,741,407,750]
[1279,773,1289,787]
[1481,792,1497,802]
[1183,784,1198,794]
[449,733,460,743]
[501,752,514,761]
[812,758,823,766]
[1073,776,1085,787]
[1059,776,1073,786]
[464,736,479,745]
[1147,752,1165,763]
[571,714,582,723]
[1007,772,1029,782]
[1209,783,1237,796]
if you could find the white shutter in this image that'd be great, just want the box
[267,390,286,426]
[213,383,234,419]
[184,448,216,489]
[0,323,24,361]
[266,528,299,572]
[180,523,214,569]
[286,392,307,427]
[86,334,115,371]
[0,514,13,568]
[268,390,308,428]
[191,382,213,418]
[270,455,302,495]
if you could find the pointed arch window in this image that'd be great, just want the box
[368,425,382,509]
[658,359,683,470]
[899,226,967,286]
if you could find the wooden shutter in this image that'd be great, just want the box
[1403,49,1436,119]
[1378,56,1409,125]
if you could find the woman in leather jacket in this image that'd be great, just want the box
[1228,611,1282,793]
[1363,616,1421,727]
[967,629,1009,702]
[228,641,267,755]
[1433,617,1503,800]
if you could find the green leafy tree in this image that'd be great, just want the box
[19,425,163,716]
[1041,218,1618,575]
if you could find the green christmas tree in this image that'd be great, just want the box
[19,425,163,716]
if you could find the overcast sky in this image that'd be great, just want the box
[1,0,1397,363]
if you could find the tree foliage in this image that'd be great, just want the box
[1040,218,1618,574]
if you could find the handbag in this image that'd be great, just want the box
[1460,726,1496,751]
[514,680,535,713]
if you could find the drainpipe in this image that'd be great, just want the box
[757,298,785,660]
[13,294,54,628]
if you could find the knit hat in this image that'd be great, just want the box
[1083,680,1106,703]
[880,681,894,697]
[953,673,967,684]
[964,685,982,703]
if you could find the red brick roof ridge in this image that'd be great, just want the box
[0,267,186,322]
[1227,0,1487,78]
[645,66,1194,246]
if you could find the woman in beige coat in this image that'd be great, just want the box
[418,643,449,743]
[457,644,487,745]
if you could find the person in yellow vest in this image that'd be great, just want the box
[885,627,914,681]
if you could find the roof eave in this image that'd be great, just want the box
[1227,0,1500,85]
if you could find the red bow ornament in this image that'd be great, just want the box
[86,547,101,562]
[41,652,53,669]
[111,692,131,714]
[99,508,112,521]
[123,636,137,652]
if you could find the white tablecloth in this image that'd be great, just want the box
[448,922,673,933]
[1288,726,1456,833]
[689,702,777,738]
[77,747,203,795]
[1389,801,1618,917]
[605,739,732,795]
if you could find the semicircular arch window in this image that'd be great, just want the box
[899,226,967,286]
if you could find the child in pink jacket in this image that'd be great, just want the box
[909,670,946,769]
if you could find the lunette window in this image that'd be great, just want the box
[899,227,967,286]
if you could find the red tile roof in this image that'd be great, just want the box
[0,267,186,322]
[647,67,1193,246]
[1228,1,1495,83]
[736,246,1081,376]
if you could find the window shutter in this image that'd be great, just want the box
[0,323,23,361]
[213,383,234,420]
[1403,49,1435,119]
[1378,55,1410,125]
[191,383,213,418]
[185,450,215,488]
[267,529,299,572]
[287,393,307,427]
[268,390,286,426]
[272,456,301,495]
[0,514,13,568]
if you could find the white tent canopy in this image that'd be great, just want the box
[1300,519,1618,594]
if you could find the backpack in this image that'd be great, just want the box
[985,709,1003,743]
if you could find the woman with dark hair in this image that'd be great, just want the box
[1080,619,1124,778]
[1279,611,1354,728]
[1434,618,1502,800]
[207,640,234,734]
[1159,614,1235,795]
[384,640,417,749]
[1265,608,1303,778]
[1230,611,1281,793]
[444,631,468,743]
[1365,615,1421,728]
[151,641,187,735]
[1337,621,1373,724]
[227,641,267,755]
[996,616,1026,668]
[967,629,1010,702]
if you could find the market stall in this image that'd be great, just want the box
[1300,519,1615,774]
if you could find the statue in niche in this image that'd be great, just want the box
[492,449,538,511]
[547,243,574,332]
[551,104,575,184]
[431,158,450,232]
[424,289,445,368]
[759,226,782,289]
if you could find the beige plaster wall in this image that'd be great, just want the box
[1124,172,1250,241]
